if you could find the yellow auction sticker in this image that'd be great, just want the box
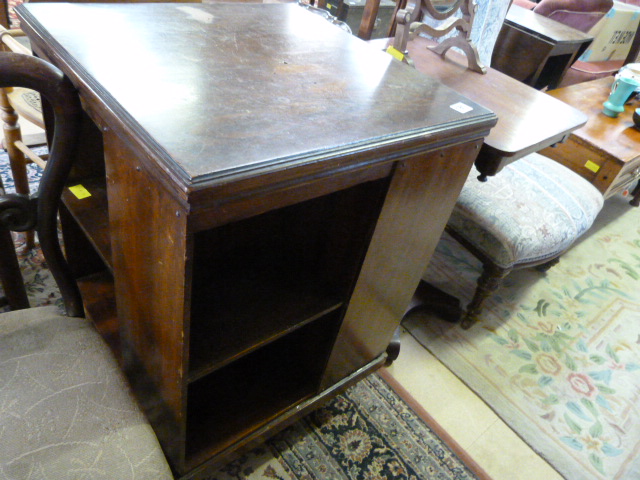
[68,184,92,199]
[386,46,405,62]
[584,160,600,173]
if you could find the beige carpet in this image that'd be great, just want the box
[405,193,640,480]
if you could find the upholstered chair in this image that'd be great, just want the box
[0,52,174,480]
[445,152,604,328]
[513,0,613,32]
[514,0,640,87]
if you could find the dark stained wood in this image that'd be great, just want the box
[103,128,190,469]
[77,271,119,353]
[61,177,111,268]
[0,227,29,309]
[17,3,497,476]
[491,4,593,89]
[358,0,381,40]
[542,76,640,204]
[369,35,588,178]
[19,3,494,203]
[322,139,484,387]
[0,0,8,28]
[0,52,83,317]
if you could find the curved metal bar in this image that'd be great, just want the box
[0,52,84,317]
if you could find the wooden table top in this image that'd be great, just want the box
[546,76,640,164]
[18,2,495,195]
[371,36,588,176]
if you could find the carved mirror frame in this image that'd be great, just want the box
[390,0,486,73]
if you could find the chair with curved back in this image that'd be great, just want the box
[0,51,174,480]
[0,24,46,250]
[446,153,604,329]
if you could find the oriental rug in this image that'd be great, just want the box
[0,150,484,480]
[405,194,640,480]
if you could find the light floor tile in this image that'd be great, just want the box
[387,328,563,479]
[386,329,497,450]
[466,420,563,480]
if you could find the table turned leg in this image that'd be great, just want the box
[404,280,463,322]
[630,180,640,207]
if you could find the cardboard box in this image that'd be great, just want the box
[579,1,640,62]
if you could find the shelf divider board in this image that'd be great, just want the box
[62,177,112,271]
[185,312,342,470]
[188,266,343,381]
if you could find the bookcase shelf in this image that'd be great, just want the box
[28,4,494,476]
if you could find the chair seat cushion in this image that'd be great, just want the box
[448,153,604,269]
[0,306,173,480]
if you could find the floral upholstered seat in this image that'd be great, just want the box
[447,152,604,328]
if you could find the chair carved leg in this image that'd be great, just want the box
[461,263,511,329]
[630,180,640,207]
[1,88,34,249]
[536,256,560,273]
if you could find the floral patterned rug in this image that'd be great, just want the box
[0,150,484,480]
[405,193,640,480]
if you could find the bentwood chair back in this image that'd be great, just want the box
[0,24,46,249]
[0,51,174,480]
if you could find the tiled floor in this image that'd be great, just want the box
[386,328,563,480]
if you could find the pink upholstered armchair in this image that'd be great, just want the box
[513,0,613,32]
[514,0,640,86]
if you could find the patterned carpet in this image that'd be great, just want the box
[406,193,640,480]
[0,149,484,480]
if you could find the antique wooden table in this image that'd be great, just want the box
[18,2,495,476]
[542,76,640,206]
[491,4,593,90]
[371,35,588,180]
[370,35,590,323]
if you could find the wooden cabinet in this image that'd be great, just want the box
[542,77,640,204]
[19,2,496,476]
[491,5,593,90]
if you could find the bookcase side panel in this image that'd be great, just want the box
[321,140,483,388]
[103,131,191,470]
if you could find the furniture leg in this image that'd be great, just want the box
[630,179,640,207]
[461,263,511,329]
[385,326,401,365]
[535,256,560,273]
[0,226,29,309]
[404,279,463,322]
[0,88,34,249]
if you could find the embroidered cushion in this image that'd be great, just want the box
[0,306,174,480]
[448,153,604,269]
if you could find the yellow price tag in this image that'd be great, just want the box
[584,160,600,173]
[69,184,92,199]
[386,46,405,62]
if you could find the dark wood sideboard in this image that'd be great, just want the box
[18,3,496,477]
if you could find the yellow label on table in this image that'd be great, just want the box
[69,184,92,199]
[585,160,601,173]
[386,46,405,62]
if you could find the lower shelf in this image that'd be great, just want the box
[77,270,119,355]
[185,311,341,469]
